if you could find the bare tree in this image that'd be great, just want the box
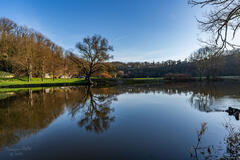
[0,17,70,81]
[75,35,113,84]
[48,44,64,81]
[12,27,35,82]
[189,47,209,80]
[189,46,223,79]
[34,32,50,81]
[189,0,240,51]
[64,51,80,77]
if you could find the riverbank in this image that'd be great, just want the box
[0,76,240,88]
[0,78,88,88]
[0,77,166,88]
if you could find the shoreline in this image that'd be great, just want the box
[0,77,239,88]
[0,82,88,88]
[0,78,164,88]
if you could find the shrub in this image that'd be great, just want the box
[99,72,112,79]
[164,73,192,82]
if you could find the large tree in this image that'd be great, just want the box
[75,35,113,84]
[189,47,209,80]
[189,0,240,51]
[189,46,223,79]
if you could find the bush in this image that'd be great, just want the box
[164,73,192,82]
[99,72,112,79]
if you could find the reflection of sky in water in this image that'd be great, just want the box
[1,84,240,159]
[214,96,240,108]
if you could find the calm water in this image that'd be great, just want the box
[1,82,240,160]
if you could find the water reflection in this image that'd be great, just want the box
[0,88,65,149]
[0,86,117,150]
[69,86,116,133]
[190,93,214,112]
[1,82,240,156]
[190,120,240,159]
[190,123,216,160]
[116,82,240,114]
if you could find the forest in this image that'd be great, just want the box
[114,48,240,78]
[1,16,240,82]
[0,17,115,83]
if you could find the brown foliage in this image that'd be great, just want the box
[99,72,112,79]
[0,17,82,81]
[164,73,193,81]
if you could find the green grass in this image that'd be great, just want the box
[0,77,87,87]
[1,76,240,88]
[0,77,166,87]
[0,87,47,92]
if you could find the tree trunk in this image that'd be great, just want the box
[41,74,44,82]
[28,64,32,82]
[52,70,56,81]
[85,74,93,85]
[41,64,45,82]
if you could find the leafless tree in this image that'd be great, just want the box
[189,0,240,51]
[189,46,223,79]
[75,35,113,84]
[189,47,209,80]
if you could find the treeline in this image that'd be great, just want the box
[0,17,115,82]
[0,17,81,81]
[113,48,240,79]
[1,17,240,80]
[113,60,194,78]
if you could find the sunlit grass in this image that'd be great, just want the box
[0,77,86,87]
[0,76,239,88]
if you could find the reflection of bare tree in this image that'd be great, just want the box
[70,86,116,134]
[0,88,67,149]
[0,86,117,149]
[190,93,214,112]
[190,121,240,159]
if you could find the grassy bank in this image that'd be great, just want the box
[0,77,166,88]
[0,76,240,88]
[0,78,88,88]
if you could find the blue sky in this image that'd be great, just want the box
[0,0,205,62]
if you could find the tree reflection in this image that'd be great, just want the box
[69,86,116,134]
[190,93,214,112]
[1,82,240,151]
[0,86,117,149]
[0,88,66,149]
